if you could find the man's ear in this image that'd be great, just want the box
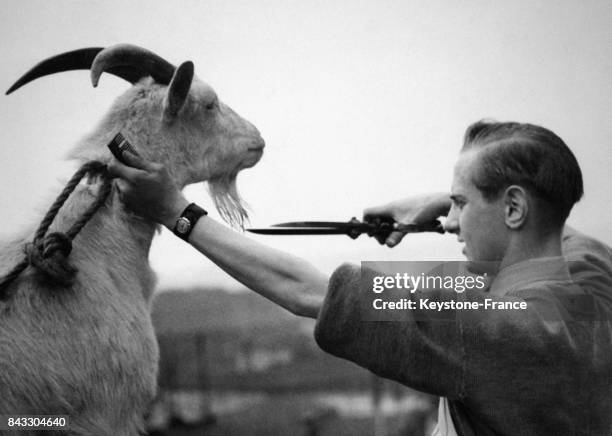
[503,185,528,229]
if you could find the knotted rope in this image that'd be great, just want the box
[0,161,112,300]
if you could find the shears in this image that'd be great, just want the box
[247,217,445,240]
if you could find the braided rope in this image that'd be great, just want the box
[0,161,112,300]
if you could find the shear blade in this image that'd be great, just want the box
[271,221,353,228]
[247,227,349,235]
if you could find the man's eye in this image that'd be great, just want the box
[452,199,465,209]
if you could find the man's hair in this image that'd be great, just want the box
[461,120,583,225]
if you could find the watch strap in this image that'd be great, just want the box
[172,203,207,241]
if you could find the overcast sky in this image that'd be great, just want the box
[1,0,611,291]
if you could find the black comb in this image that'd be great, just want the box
[107,132,140,165]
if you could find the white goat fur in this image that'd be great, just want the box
[0,68,263,434]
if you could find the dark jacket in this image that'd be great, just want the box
[314,229,612,435]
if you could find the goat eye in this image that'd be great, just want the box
[205,101,216,111]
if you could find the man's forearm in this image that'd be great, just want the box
[174,215,327,318]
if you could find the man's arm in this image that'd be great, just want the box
[186,215,327,318]
[107,157,452,319]
[108,155,327,318]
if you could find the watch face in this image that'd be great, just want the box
[176,217,191,234]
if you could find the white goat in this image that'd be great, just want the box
[0,44,264,435]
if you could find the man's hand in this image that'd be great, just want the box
[363,193,451,247]
[107,152,189,228]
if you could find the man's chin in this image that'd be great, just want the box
[466,259,500,276]
[462,246,501,275]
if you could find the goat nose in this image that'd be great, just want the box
[248,136,265,152]
[254,130,265,147]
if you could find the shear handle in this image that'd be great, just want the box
[366,216,444,239]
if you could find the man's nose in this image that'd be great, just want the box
[444,206,459,234]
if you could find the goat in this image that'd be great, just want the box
[0,44,264,435]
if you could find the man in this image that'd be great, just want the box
[110,120,612,435]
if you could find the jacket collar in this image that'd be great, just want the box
[488,256,571,296]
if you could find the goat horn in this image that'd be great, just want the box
[6,44,177,95]
[6,48,104,95]
[90,44,175,88]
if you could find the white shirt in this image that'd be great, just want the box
[431,397,458,436]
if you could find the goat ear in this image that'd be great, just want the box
[163,61,194,120]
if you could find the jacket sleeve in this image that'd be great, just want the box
[314,263,467,397]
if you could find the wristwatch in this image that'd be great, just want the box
[173,203,207,241]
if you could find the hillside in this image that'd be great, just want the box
[151,288,372,392]
[152,288,301,335]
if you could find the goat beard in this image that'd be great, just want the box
[207,173,249,230]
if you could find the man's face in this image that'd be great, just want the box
[446,150,509,262]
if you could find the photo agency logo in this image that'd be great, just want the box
[359,261,599,322]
